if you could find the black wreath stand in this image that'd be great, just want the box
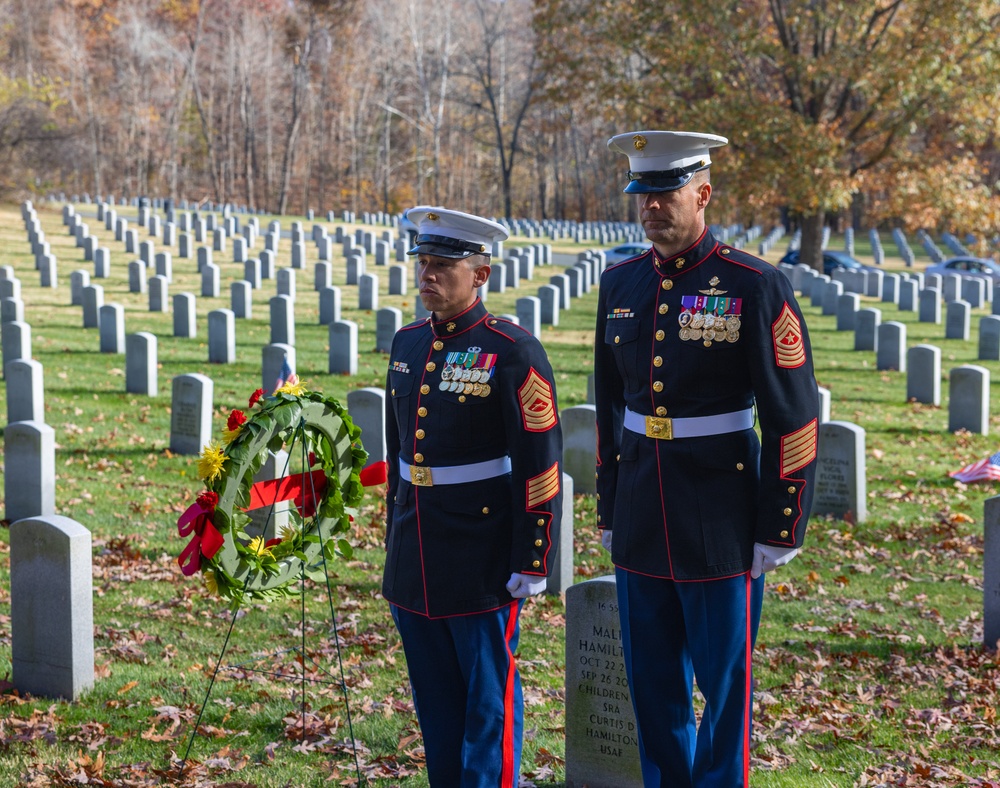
[174,418,365,785]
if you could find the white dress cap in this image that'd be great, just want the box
[405,206,510,258]
[607,130,729,193]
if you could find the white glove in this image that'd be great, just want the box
[601,530,613,553]
[751,542,799,579]
[506,572,547,598]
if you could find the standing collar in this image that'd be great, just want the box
[430,298,488,338]
[650,227,717,277]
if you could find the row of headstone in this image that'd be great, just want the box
[891,228,915,266]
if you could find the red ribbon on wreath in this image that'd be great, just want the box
[177,491,225,576]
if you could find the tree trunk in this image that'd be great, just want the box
[799,211,825,273]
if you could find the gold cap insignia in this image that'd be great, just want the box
[426,212,439,221]
[479,244,486,252]
[633,134,647,151]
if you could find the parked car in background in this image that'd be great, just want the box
[924,256,1000,285]
[779,249,881,277]
[604,242,651,265]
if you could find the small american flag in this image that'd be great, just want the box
[274,357,297,390]
[949,451,1000,483]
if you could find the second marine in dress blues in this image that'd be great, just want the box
[383,206,562,788]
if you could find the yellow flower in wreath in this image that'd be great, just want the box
[275,379,306,397]
[197,442,226,482]
[247,536,275,558]
[204,571,219,595]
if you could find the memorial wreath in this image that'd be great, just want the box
[176,380,384,606]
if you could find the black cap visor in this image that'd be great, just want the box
[622,162,708,194]
[407,234,489,259]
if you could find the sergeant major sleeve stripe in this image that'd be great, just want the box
[780,419,818,477]
[772,303,806,369]
[526,463,560,508]
[518,368,557,432]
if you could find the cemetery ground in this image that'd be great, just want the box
[0,202,998,788]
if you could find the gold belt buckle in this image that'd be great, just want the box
[409,464,433,486]
[645,416,673,440]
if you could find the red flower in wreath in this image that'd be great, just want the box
[248,388,265,408]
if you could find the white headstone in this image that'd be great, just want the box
[149,275,169,312]
[561,405,597,495]
[319,286,342,325]
[376,307,402,353]
[906,344,941,405]
[546,473,575,596]
[876,321,906,372]
[359,272,379,311]
[6,358,44,423]
[813,421,867,522]
[208,309,236,363]
[11,515,94,700]
[0,320,31,367]
[5,421,56,521]
[98,303,125,353]
[82,284,104,328]
[270,295,295,346]
[329,320,358,375]
[984,496,1000,649]
[125,332,157,395]
[262,343,295,395]
[231,280,252,319]
[174,293,197,338]
[948,365,989,435]
[347,387,387,465]
[169,373,214,454]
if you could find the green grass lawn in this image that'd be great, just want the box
[0,203,998,787]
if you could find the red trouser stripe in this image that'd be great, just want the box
[500,601,519,788]
[743,573,752,785]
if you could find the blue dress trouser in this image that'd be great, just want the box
[391,601,524,788]
[616,568,765,788]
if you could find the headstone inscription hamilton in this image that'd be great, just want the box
[564,576,643,788]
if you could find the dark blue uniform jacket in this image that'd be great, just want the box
[383,299,563,618]
[595,228,819,581]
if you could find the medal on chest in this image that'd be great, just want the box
[677,278,742,346]
[439,347,497,397]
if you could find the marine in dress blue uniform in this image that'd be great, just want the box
[596,131,820,787]
[383,207,563,787]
